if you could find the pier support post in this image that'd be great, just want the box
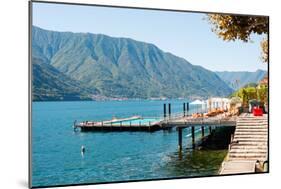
[139,121,141,131]
[191,126,195,149]
[168,103,171,117]
[209,126,212,135]
[163,104,167,119]
[186,102,189,116]
[178,127,183,150]
[73,120,77,132]
[201,126,205,138]
[183,103,186,117]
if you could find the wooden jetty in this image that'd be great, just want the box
[220,113,268,174]
[167,115,237,150]
[74,113,237,133]
[74,109,238,152]
[162,115,237,127]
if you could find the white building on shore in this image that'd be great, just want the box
[189,98,230,113]
[206,97,230,111]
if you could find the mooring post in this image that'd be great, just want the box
[186,102,189,116]
[191,126,195,149]
[201,126,205,138]
[183,103,186,117]
[73,120,77,132]
[209,126,212,135]
[168,103,171,117]
[178,127,183,150]
[163,104,167,119]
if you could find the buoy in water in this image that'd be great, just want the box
[81,145,86,155]
[73,120,78,132]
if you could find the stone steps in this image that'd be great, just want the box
[234,132,267,135]
[236,125,267,127]
[234,136,267,140]
[229,157,267,161]
[235,129,267,132]
[230,149,267,153]
[236,125,267,128]
[220,114,268,175]
[229,154,267,158]
[231,145,267,150]
[233,137,267,141]
[232,141,267,145]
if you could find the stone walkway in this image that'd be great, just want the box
[220,113,268,174]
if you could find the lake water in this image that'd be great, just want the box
[32,100,228,187]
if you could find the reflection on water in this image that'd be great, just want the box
[161,126,234,177]
[164,148,227,177]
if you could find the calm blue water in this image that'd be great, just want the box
[32,100,226,187]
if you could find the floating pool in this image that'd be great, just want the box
[110,117,162,126]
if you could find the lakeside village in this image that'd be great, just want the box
[90,94,200,102]
[89,75,268,118]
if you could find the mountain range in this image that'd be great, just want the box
[32,57,97,101]
[215,70,267,90]
[32,26,235,101]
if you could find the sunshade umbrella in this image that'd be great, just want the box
[190,100,205,113]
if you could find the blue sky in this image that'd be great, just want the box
[32,2,267,72]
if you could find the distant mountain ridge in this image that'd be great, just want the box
[32,26,233,101]
[215,70,267,90]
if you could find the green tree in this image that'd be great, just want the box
[257,84,268,104]
[235,87,257,106]
[207,14,269,63]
